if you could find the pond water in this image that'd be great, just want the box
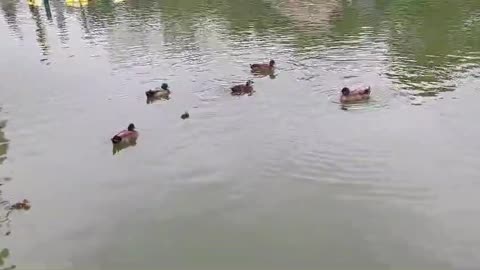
[1,0,480,269]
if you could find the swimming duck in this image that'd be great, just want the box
[10,199,31,210]
[181,111,190,120]
[340,86,371,103]
[250,60,275,73]
[146,83,171,100]
[111,123,138,144]
[231,80,254,96]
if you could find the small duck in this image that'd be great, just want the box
[181,111,190,120]
[250,60,275,73]
[146,83,171,100]
[111,123,138,144]
[231,80,254,96]
[10,199,31,210]
[340,86,371,103]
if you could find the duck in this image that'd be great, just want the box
[340,85,371,103]
[111,123,138,144]
[146,83,171,100]
[10,199,31,210]
[250,60,275,73]
[231,80,254,96]
[181,111,190,120]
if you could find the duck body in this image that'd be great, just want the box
[340,85,371,103]
[250,59,275,73]
[111,124,138,144]
[231,80,254,96]
[10,199,31,210]
[146,88,170,99]
[146,83,171,102]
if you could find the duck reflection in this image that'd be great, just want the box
[112,140,137,155]
[0,248,15,270]
[252,71,277,79]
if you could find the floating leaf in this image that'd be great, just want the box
[0,248,9,258]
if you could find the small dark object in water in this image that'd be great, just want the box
[181,112,190,120]
[5,231,11,236]
[10,199,31,210]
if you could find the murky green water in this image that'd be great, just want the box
[1,0,480,269]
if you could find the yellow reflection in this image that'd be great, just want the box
[65,0,88,7]
[27,0,43,7]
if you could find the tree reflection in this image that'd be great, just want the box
[27,0,50,56]
[1,0,478,95]
[51,0,69,44]
[0,120,8,166]
[0,116,14,269]
[0,0,23,39]
[383,0,480,94]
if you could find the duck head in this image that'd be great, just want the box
[246,80,254,86]
[127,123,136,131]
[269,60,275,67]
[181,111,190,119]
[341,87,350,96]
[161,83,169,91]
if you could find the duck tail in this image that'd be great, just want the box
[111,136,121,144]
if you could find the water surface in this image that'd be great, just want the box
[1,0,480,269]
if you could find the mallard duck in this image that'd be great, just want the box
[250,60,275,73]
[340,86,371,103]
[111,123,138,144]
[146,83,171,100]
[231,80,254,96]
[181,111,190,120]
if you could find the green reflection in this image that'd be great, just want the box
[382,0,480,93]
[0,119,8,166]
[2,0,478,94]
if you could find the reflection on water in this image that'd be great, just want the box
[1,0,480,269]
[0,117,8,166]
[0,0,22,39]
[65,0,89,8]
[28,0,49,56]
[0,248,15,270]
[0,116,13,269]
[2,0,476,96]
[112,141,137,155]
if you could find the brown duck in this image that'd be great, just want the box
[231,80,254,96]
[250,60,275,73]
